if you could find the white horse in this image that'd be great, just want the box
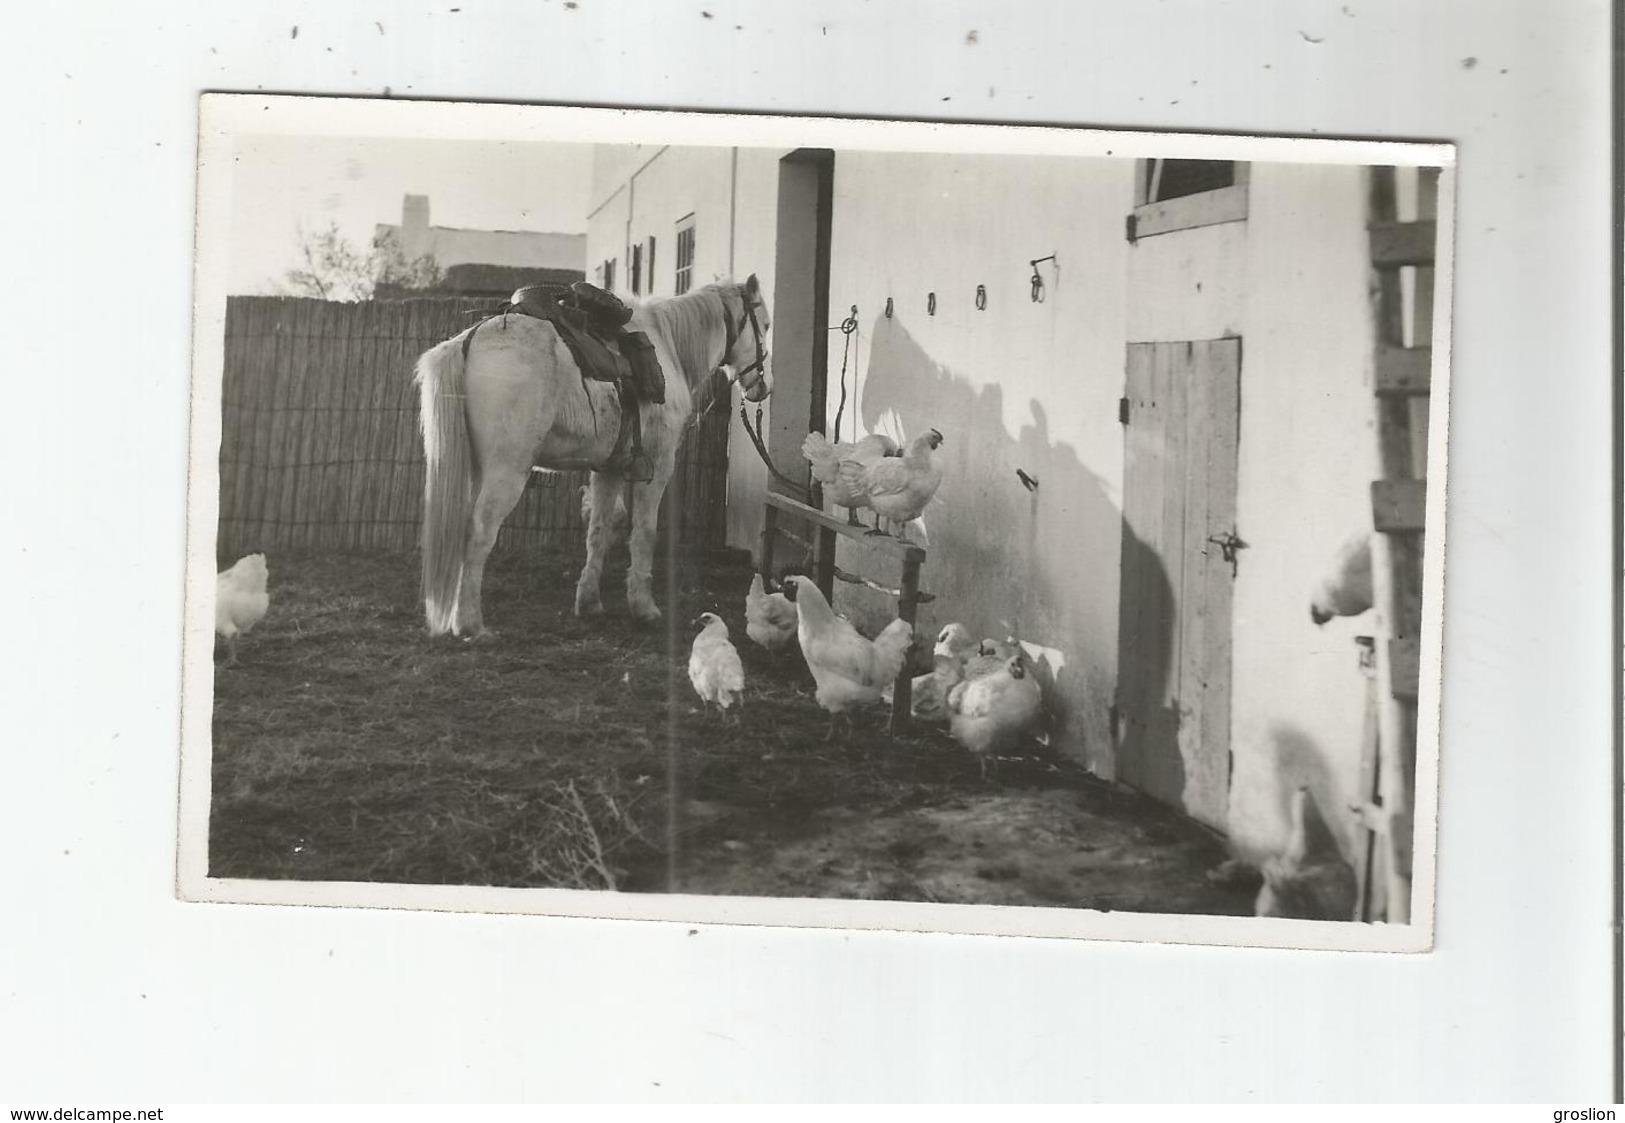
[415,276,772,638]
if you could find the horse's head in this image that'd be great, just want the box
[722,274,773,403]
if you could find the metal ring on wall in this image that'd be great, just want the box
[927,292,936,316]
[975,284,987,311]
[884,296,893,319]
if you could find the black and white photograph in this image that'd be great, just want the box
[180,94,1451,951]
[12,0,1619,1104]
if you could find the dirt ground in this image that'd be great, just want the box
[210,546,1257,917]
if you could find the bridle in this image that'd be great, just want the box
[719,287,768,388]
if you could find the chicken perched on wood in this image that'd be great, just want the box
[946,650,1043,778]
[688,613,745,721]
[1254,787,1359,921]
[744,573,797,653]
[909,622,980,725]
[840,429,945,540]
[782,575,914,739]
[801,431,900,526]
[1309,532,1374,625]
[215,553,270,667]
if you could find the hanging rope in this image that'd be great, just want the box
[737,304,860,503]
[773,525,814,553]
[829,305,859,443]
[832,565,936,603]
[1030,254,1056,303]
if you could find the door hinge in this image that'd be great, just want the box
[1119,396,1130,425]
[1125,214,1139,244]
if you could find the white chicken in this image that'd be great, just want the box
[840,429,945,539]
[946,650,1043,779]
[782,575,914,739]
[1254,786,1359,921]
[801,431,900,526]
[215,553,270,667]
[744,573,797,653]
[1309,532,1374,625]
[933,622,978,664]
[908,622,980,724]
[960,637,1022,682]
[688,613,745,721]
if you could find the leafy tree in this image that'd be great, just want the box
[282,222,443,301]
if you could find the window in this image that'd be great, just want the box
[674,216,696,295]
[646,236,657,295]
[1143,160,1235,203]
[1128,160,1250,242]
[602,257,616,291]
[629,242,643,295]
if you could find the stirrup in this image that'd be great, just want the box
[625,450,655,483]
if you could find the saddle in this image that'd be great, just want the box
[465,282,667,482]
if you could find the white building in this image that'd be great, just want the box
[586,144,1437,893]
[376,194,586,272]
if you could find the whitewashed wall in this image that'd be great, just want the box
[587,147,1384,863]
[819,152,1137,774]
[587,144,734,292]
[587,144,788,550]
[1225,163,1383,864]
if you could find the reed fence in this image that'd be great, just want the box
[215,296,731,560]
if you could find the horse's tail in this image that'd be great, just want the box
[416,334,475,635]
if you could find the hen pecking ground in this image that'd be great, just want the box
[208,547,1255,917]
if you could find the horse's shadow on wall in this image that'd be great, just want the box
[834,314,1179,789]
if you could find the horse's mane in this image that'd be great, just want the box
[629,282,742,393]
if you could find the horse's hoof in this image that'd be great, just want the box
[462,629,495,644]
[629,604,663,626]
[574,596,605,617]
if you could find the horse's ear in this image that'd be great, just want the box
[745,273,760,298]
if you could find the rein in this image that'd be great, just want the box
[739,401,813,501]
[722,287,813,500]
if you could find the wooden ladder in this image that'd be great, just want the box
[758,491,931,727]
[1354,166,1437,923]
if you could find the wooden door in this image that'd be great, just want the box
[1116,338,1242,831]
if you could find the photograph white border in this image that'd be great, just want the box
[180,92,1455,956]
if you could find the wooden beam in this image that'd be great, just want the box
[1388,636,1420,702]
[1369,220,1437,268]
[1128,183,1248,242]
[1352,636,1382,922]
[764,491,926,564]
[1375,345,1432,397]
[1371,479,1427,533]
[892,551,925,728]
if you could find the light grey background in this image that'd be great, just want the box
[4,0,1612,1102]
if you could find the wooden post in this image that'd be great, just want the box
[816,525,837,602]
[1352,635,1381,921]
[759,501,778,580]
[893,547,925,728]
